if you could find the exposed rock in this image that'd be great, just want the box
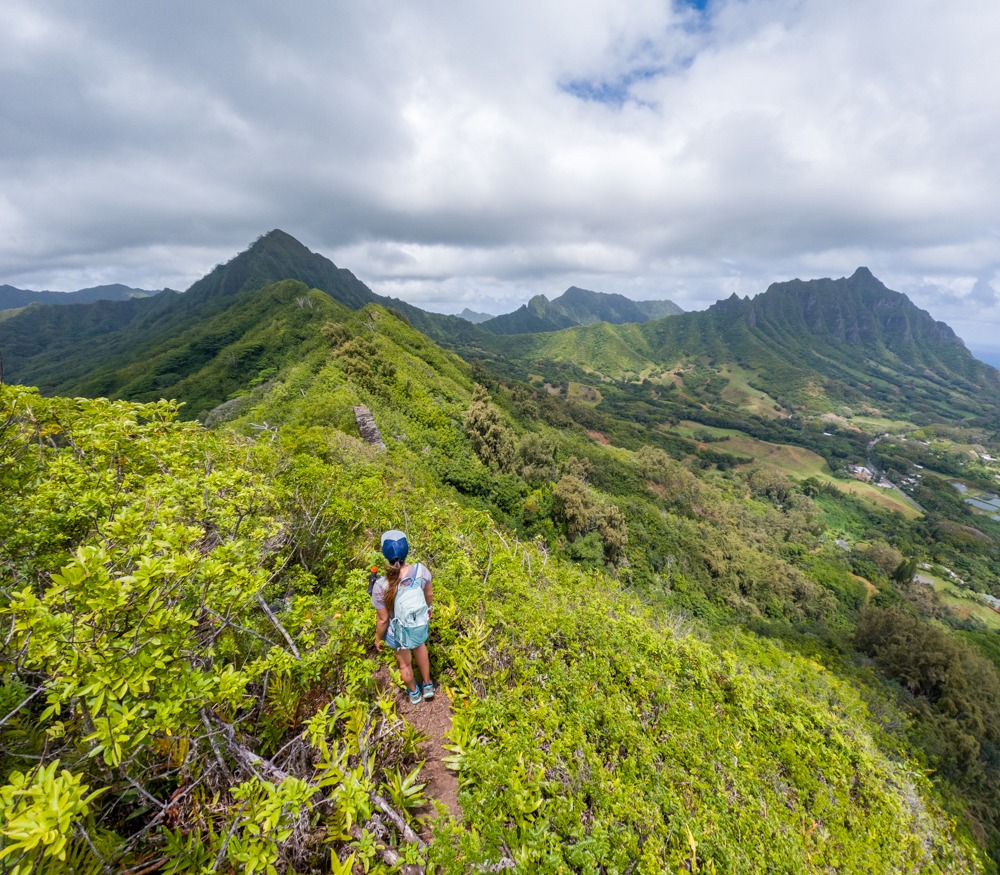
[354,405,386,450]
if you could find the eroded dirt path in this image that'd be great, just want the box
[374,666,461,832]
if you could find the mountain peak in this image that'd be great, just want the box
[480,287,682,334]
[254,229,310,251]
[456,307,493,324]
[560,286,598,302]
[845,265,890,294]
[236,229,316,264]
[183,229,378,308]
[718,269,960,351]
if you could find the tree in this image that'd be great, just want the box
[864,541,904,577]
[553,474,593,539]
[464,385,515,473]
[560,455,592,484]
[635,446,702,512]
[891,556,918,585]
[744,467,794,507]
[515,433,555,484]
[552,474,628,564]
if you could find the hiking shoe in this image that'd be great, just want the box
[407,685,422,704]
[421,681,435,701]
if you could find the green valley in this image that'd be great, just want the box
[1,233,1000,874]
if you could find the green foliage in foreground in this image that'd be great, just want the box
[0,385,986,873]
[234,302,1000,868]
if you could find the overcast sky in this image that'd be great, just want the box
[3,0,1000,352]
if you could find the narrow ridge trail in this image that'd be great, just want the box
[375,666,461,835]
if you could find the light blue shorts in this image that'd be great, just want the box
[383,625,428,651]
[383,627,403,651]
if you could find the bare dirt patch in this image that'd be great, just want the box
[374,666,461,833]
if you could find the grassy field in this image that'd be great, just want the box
[922,572,1000,630]
[848,414,917,432]
[718,365,786,418]
[665,421,922,517]
[672,420,746,439]
[567,381,603,405]
[721,434,923,518]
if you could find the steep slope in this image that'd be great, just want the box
[709,267,982,382]
[2,381,989,873]
[3,289,1000,870]
[179,229,378,310]
[480,286,682,333]
[98,280,353,419]
[0,283,158,310]
[492,268,1000,425]
[224,308,1000,868]
[0,230,486,405]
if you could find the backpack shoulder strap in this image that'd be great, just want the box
[400,563,422,587]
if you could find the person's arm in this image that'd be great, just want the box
[423,577,434,617]
[374,606,390,651]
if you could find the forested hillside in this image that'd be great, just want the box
[485,267,1000,427]
[3,284,1000,873]
[0,232,484,407]
[478,286,682,334]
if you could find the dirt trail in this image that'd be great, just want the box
[374,666,461,832]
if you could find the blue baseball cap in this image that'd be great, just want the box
[380,530,409,563]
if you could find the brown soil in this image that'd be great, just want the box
[374,666,461,835]
[851,573,878,601]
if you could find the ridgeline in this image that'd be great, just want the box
[1,233,999,873]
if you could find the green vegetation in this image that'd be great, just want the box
[2,235,1000,871]
[0,376,989,874]
[491,268,1000,431]
[0,231,485,408]
[478,286,681,334]
[923,572,1000,631]
[716,364,785,418]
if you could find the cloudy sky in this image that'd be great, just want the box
[3,0,1000,354]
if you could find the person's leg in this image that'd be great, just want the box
[413,643,431,685]
[413,644,434,699]
[394,648,415,691]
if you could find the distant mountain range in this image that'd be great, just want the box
[488,266,1000,425]
[0,231,679,409]
[1,230,996,427]
[478,286,682,333]
[456,308,493,324]
[0,231,486,415]
[0,283,158,310]
[456,287,683,330]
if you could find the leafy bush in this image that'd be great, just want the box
[465,385,515,472]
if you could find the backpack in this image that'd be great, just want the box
[389,563,430,649]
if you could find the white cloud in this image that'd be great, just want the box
[1,0,1000,344]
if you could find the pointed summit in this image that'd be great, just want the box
[845,265,890,294]
[258,228,308,247]
[184,230,377,309]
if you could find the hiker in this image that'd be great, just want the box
[372,529,435,704]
